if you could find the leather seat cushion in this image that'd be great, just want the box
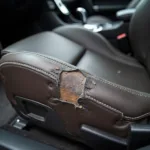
[3,26,150,93]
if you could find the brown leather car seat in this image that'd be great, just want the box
[0,0,150,149]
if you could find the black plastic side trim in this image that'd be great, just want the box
[128,124,150,150]
[81,124,127,150]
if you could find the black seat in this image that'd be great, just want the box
[0,0,150,147]
[86,0,141,24]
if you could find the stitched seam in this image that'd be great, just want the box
[86,95,123,115]
[0,62,57,81]
[33,53,77,69]
[2,61,150,120]
[2,52,150,97]
[86,95,150,121]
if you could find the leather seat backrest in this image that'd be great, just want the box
[129,0,150,66]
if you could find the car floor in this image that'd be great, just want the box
[28,127,90,150]
[0,81,16,127]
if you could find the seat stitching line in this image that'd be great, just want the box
[86,95,123,115]
[2,52,150,97]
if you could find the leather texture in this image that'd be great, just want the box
[0,81,16,127]
[3,32,84,65]
[0,0,150,142]
[0,128,58,150]
[127,0,141,8]
[87,0,141,24]
[3,25,150,92]
[116,8,136,21]
[0,52,141,138]
[87,15,111,24]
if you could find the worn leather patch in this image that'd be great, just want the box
[60,71,86,104]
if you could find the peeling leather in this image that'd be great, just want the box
[60,71,86,105]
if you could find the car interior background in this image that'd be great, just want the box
[1,0,150,150]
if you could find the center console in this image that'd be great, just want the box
[42,0,133,54]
